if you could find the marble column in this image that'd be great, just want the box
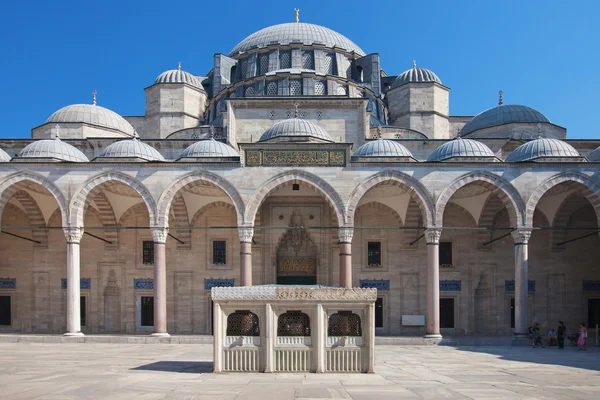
[213,301,223,372]
[512,229,532,337]
[239,227,253,286]
[315,304,326,373]
[64,227,84,337]
[264,303,275,373]
[425,228,442,338]
[365,302,376,373]
[339,227,353,288]
[151,228,169,337]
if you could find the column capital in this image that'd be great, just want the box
[511,228,532,244]
[425,228,442,244]
[63,227,84,243]
[238,226,254,243]
[151,227,169,244]
[338,227,354,243]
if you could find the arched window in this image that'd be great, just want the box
[336,86,347,96]
[229,66,237,83]
[314,81,326,95]
[266,81,278,96]
[290,80,302,95]
[278,311,311,336]
[226,310,260,336]
[241,60,249,79]
[245,86,255,97]
[280,51,291,69]
[259,54,269,75]
[302,50,314,69]
[328,312,362,336]
[356,66,363,83]
[324,53,335,75]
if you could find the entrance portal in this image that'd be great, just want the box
[276,210,318,285]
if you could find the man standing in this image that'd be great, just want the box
[557,321,566,349]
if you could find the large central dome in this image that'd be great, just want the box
[229,23,365,56]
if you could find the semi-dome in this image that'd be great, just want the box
[391,64,441,88]
[427,137,496,162]
[98,138,165,161]
[587,146,600,162]
[354,139,414,158]
[506,138,581,162]
[179,139,239,158]
[154,67,203,89]
[259,118,333,142]
[229,23,365,56]
[18,138,89,162]
[462,104,550,136]
[46,104,134,136]
[0,148,12,162]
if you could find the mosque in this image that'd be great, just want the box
[0,11,599,339]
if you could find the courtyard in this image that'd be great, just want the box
[0,343,598,399]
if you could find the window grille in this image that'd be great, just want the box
[269,110,276,120]
[245,86,255,96]
[260,54,269,74]
[191,133,199,139]
[367,242,381,266]
[226,310,260,336]
[324,53,335,75]
[280,51,291,69]
[302,51,314,69]
[277,311,311,336]
[439,242,453,267]
[338,57,350,77]
[142,241,154,265]
[285,110,293,119]
[241,60,248,79]
[267,81,278,96]
[229,93,235,98]
[141,296,154,327]
[336,86,347,96]
[316,111,323,120]
[328,311,362,336]
[213,240,226,265]
[290,80,302,95]
[300,111,308,119]
[314,81,326,95]
[0,296,11,326]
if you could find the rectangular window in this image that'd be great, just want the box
[440,298,455,328]
[141,296,154,327]
[80,296,86,327]
[0,296,11,326]
[439,242,452,266]
[375,298,384,328]
[213,241,227,265]
[367,242,381,266]
[142,241,154,265]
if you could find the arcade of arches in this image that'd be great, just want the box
[0,170,599,338]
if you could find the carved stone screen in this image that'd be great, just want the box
[328,311,362,336]
[278,311,311,336]
[226,310,260,336]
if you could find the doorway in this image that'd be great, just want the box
[589,299,600,328]
[440,298,455,328]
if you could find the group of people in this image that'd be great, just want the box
[528,322,588,350]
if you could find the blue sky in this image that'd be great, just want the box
[0,0,598,138]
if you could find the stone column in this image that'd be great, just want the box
[512,229,532,337]
[425,228,442,338]
[365,302,376,373]
[239,227,253,286]
[64,227,84,337]
[213,301,223,372]
[264,303,275,373]
[151,228,169,337]
[315,304,326,373]
[339,227,353,288]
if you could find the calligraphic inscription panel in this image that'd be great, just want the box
[245,150,345,166]
[279,258,316,273]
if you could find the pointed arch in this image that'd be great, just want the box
[435,171,524,228]
[190,201,236,227]
[551,194,594,249]
[157,171,244,228]
[14,190,48,247]
[245,170,345,227]
[346,170,434,228]
[90,191,119,248]
[70,171,157,228]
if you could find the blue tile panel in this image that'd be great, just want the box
[440,280,461,291]
[582,281,600,292]
[505,280,536,292]
[204,279,235,290]
[134,279,154,290]
[359,280,390,291]
[0,278,16,289]
[61,278,91,290]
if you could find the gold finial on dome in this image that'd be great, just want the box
[498,90,504,106]
[413,60,417,68]
[294,8,299,23]
[92,90,97,106]
[178,62,181,71]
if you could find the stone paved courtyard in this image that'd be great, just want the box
[0,343,598,399]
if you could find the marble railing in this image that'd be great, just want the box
[326,348,362,372]
[224,336,261,346]
[277,336,312,346]
[326,336,363,347]
[223,348,260,371]
[275,348,311,372]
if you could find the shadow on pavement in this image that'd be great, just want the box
[131,361,213,373]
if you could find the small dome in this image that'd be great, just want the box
[98,138,165,161]
[354,139,414,158]
[154,68,203,89]
[259,118,333,142]
[588,146,600,162]
[230,23,364,56]
[18,138,89,162]
[391,64,441,88]
[0,148,12,162]
[427,138,496,162]
[506,138,581,162]
[179,139,239,158]
[46,104,134,136]
[462,104,550,136]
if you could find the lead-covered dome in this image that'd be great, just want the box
[154,68,203,89]
[462,104,550,136]
[428,137,496,162]
[354,139,414,158]
[46,104,134,136]
[391,64,441,89]
[506,138,581,162]
[179,139,239,159]
[18,138,89,162]
[259,118,333,142]
[0,148,11,162]
[229,23,365,56]
[98,138,165,161]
